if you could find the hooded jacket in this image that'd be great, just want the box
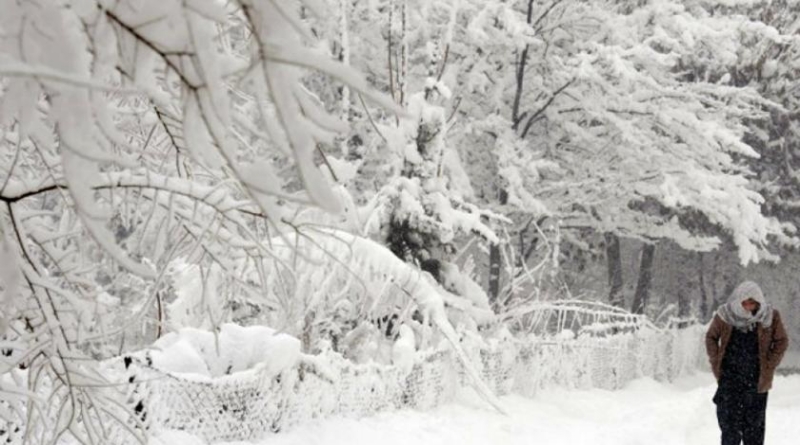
[705,281,789,393]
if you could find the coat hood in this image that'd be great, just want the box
[716,281,774,331]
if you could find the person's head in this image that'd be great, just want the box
[741,298,760,315]
[719,280,773,329]
[728,281,766,318]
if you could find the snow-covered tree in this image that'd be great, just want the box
[0,1,401,442]
[698,0,800,245]
[304,0,509,325]
[443,0,797,314]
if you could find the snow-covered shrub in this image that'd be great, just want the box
[363,81,506,264]
[146,324,301,379]
[199,228,507,412]
[164,259,229,332]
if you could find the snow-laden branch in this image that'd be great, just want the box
[0,60,138,94]
[285,228,507,414]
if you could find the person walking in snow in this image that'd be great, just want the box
[705,280,789,445]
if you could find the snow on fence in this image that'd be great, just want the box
[107,349,458,443]
[0,304,707,445]
[96,322,706,443]
[502,300,707,395]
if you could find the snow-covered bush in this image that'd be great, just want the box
[147,323,300,379]
[208,228,505,408]
[363,82,505,263]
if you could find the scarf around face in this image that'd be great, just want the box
[716,280,774,331]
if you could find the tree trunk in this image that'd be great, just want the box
[488,243,501,306]
[492,0,533,307]
[677,290,690,328]
[631,243,656,315]
[487,190,508,306]
[710,251,720,313]
[605,233,624,307]
[512,0,535,131]
[698,252,708,321]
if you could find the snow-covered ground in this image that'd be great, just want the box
[154,372,800,445]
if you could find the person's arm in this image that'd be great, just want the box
[705,315,723,379]
[768,310,789,370]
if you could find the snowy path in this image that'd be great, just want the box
[201,373,800,445]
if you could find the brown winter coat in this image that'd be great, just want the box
[705,309,789,393]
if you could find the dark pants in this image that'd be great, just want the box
[714,390,768,445]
